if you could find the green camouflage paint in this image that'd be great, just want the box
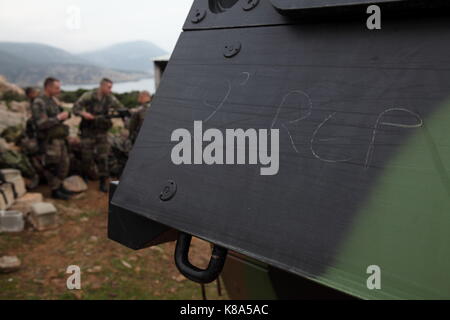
[317,98,450,299]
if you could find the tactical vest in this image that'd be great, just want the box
[79,92,115,133]
[34,96,69,141]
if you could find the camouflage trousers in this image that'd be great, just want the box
[42,139,70,190]
[80,133,110,178]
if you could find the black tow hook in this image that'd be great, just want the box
[175,232,228,284]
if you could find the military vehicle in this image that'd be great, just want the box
[109,0,450,299]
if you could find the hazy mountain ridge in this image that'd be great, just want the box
[0,42,89,66]
[78,41,167,73]
[0,51,33,82]
[0,41,166,86]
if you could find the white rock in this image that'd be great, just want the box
[0,103,26,133]
[0,256,21,273]
[63,176,88,193]
[0,76,25,97]
[8,101,29,114]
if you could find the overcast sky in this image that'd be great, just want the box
[0,0,194,53]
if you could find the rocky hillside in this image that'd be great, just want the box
[0,101,27,133]
[0,75,24,97]
[0,76,27,132]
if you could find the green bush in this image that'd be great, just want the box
[60,89,139,109]
[114,91,140,109]
[60,89,89,103]
[1,91,26,103]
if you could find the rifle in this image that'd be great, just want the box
[104,109,131,120]
[89,109,131,131]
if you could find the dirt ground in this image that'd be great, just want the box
[0,182,228,300]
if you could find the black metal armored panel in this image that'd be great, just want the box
[183,0,288,30]
[113,0,450,299]
[271,0,406,11]
[183,0,447,31]
[108,182,175,250]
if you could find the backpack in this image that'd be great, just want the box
[0,150,37,179]
[1,125,25,144]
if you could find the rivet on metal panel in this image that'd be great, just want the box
[223,42,242,58]
[160,180,177,201]
[191,8,207,23]
[242,0,260,11]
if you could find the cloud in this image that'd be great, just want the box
[0,0,193,53]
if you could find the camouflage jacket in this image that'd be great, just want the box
[73,89,124,133]
[73,89,124,117]
[31,95,66,140]
[128,102,150,144]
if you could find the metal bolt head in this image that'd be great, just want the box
[191,8,206,23]
[242,0,260,11]
[223,42,242,58]
[160,180,177,201]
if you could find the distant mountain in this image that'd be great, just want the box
[79,41,167,73]
[0,42,88,66]
[0,50,33,83]
[0,42,149,87]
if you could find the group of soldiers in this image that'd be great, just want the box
[21,77,151,200]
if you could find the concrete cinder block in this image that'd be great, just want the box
[0,211,24,233]
[0,183,15,211]
[10,193,44,216]
[30,202,58,231]
[1,169,26,198]
[0,196,5,211]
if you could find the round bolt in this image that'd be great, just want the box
[242,0,260,11]
[191,8,206,24]
[160,180,177,201]
[223,42,242,58]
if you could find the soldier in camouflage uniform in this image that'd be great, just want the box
[72,78,125,193]
[31,77,72,200]
[22,87,43,189]
[25,87,40,108]
[128,91,152,145]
